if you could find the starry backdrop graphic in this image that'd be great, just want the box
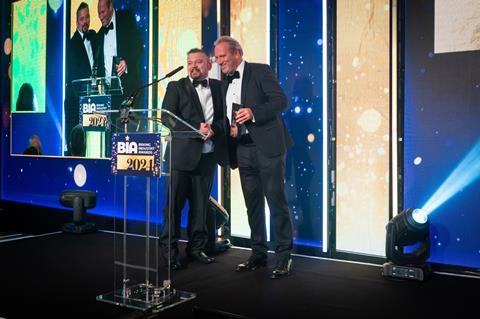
[279,0,324,247]
[404,0,480,268]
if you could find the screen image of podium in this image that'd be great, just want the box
[72,76,123,158]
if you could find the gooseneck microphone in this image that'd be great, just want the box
[120,65,184,109]
[118,66,184,124]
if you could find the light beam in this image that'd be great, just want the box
[421,139,480,215]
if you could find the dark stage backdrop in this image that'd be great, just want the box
[403,0,480,268]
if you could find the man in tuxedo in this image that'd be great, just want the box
[214,36,294,279]
[65,2,97,155]
[96,0,142,100]
[160,48,227,270]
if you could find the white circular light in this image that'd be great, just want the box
[414,156,422,165]
[412,208,428,224]
[357,108,382,133]
[48,0,63,14]
[4,38,12,55]
[74,164,87,187]
[307,133,315,143]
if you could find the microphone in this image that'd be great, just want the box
[120,65,184,108]
[119,66,184,123]
[164,65,184,78]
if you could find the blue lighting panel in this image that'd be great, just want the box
[403,0,480,268]
[278,0,324,248]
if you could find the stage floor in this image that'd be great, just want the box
[0,231,477,318]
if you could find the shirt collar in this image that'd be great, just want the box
[189,76,209,85]
[106,9,116,30]
[236,60,245,79]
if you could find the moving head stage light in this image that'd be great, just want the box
[382,208,431,281]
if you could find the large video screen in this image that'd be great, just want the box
[11,1,47,113]
[10,0,148,157]
[404,0,480,268]
[1,0,219,227]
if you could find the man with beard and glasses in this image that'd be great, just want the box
[65,2,98,156]
[159,48,228,270]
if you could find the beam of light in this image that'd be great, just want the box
[421,139,480,216]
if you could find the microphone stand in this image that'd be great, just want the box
[119,66,184,124]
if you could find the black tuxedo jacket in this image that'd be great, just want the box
[224,62,293,168]
[96,10,142,98]
[67,30,97,84]
[65,29,98,154]
[162,77,228,171]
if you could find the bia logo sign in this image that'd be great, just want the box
[117,142,138,154]
[82,102,96,114]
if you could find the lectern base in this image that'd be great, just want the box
[97,284,196,312]
[62,222,96,234]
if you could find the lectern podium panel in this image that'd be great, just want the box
[96,108,204,311]
[71,76,123,158]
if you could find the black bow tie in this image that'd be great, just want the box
[193,79,208,88]
[82,33,90,42]
[102,22,114,35]
[225,71,240,83]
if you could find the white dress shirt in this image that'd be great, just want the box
[191,77,214,154]
[77,30,94,70]
[226,60,252,135]
[226,60,245,125]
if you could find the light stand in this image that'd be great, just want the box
[382,208,431,281]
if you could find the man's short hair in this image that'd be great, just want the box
[214,36,243,55]
[187,48,209,57]
[76,2,89,17]
[29,135,40,146]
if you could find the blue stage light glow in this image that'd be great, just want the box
[421,139,480,216]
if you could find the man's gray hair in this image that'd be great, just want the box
[214,36,243,55]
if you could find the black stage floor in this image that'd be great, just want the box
[0,231,478,318]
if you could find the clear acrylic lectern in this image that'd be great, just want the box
[96,107,205,311]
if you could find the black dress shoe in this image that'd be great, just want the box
[170,258,184,270]
[236,257,267,271]
[165,256,184,271]
[271,258,292,279]
[189,251,215,264]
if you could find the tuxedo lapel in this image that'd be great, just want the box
[209,79,222,118]
[73,31,92,74]
[241,61,251,105]
[183,78,206,122]
[96,31,105,77]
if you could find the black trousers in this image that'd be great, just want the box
[237,142,293,262]
[160,152,216,257]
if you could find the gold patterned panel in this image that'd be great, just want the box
[229,0,269,238]
[230,0,269,63]
[158,0,202,105]
[435,0,480,54]
[336,0,390,256]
